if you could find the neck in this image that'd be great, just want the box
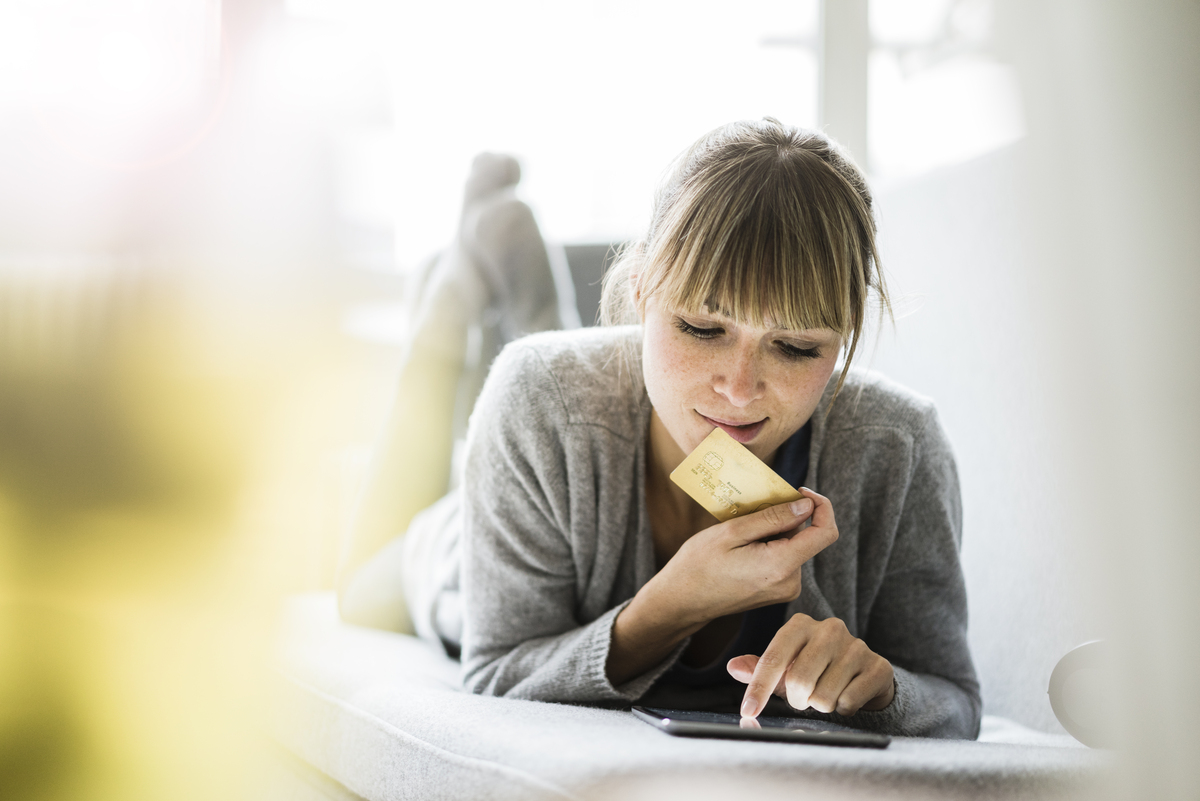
[646,410,703,523]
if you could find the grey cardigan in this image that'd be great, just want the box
[458,326,981,739]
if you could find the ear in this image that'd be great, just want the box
[629,271,645,323]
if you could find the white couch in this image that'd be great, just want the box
[271,593,1105,801]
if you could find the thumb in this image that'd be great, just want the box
[726,654,759,684]
[728,653,788,703]
[729,497,812,546]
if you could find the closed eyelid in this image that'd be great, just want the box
[781,332,842,350]
[777,341,822,357]
[673,318,725,341]
[778,338,823,350]
[675,315,724,332]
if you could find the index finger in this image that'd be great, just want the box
[799,487,837,531]
[740,616,814,719]
[746,488,838,566]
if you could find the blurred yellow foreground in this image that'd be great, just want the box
[0,259,370,801]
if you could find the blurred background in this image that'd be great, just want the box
[0,1,1196,799]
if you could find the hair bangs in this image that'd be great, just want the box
[599,119,889,408]
[644,163,858,340]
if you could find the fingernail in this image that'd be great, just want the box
[741,697,758,717]
[789,498,812,516]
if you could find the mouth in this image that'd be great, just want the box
[699,413,767,444]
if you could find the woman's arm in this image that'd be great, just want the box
[729,404,981,738]
[726,489,896,719]
[460,343,648,701]
[852,404,980,738]
[606,495,832,685]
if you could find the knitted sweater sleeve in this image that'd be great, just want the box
[458,343,680,702]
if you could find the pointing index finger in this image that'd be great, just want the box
[740,618,813,718]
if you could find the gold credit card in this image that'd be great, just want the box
[669,427,802,522]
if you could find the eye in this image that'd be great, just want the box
[777,341,822,361]
[674,318,724,339]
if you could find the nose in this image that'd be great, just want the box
[713,346,764,407]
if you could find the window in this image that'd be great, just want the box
[289,0,820,269]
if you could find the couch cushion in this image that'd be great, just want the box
[272,594,1107,801]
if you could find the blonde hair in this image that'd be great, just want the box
[599,118,889,402]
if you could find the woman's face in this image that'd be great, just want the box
[641,294,843,467]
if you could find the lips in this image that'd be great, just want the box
[699,413,767,444]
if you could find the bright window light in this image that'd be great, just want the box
[284,0,820,270]
[4,0,218,113]
[0,0,222,169]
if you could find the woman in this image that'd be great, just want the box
[401,119,979,739]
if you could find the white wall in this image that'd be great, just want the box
[869,143,1103,734]
[868,1,1200,794]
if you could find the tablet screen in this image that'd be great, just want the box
[631,706,891,748]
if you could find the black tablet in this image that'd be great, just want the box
[631,706,891,749]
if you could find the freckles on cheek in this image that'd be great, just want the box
[661,340,692,376]
[654,357,687,403]
[780,360,839,415]
[803,366,835,393]
[665,341,711,398]
[645,332,702,414]
[646,327,678,372]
